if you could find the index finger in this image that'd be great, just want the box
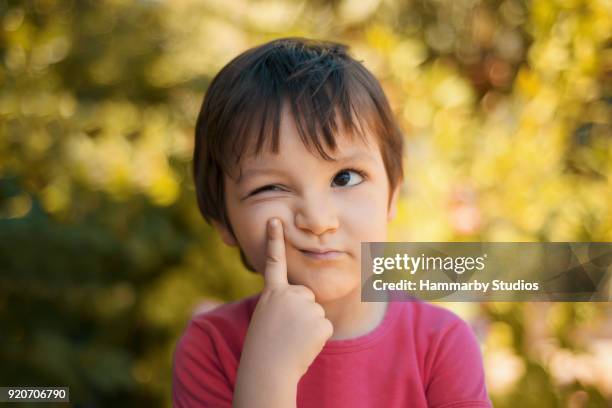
[264,218,288,289]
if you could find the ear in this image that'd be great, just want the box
[387,184,401,222]
[211,220,238,247]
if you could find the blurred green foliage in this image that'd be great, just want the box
[0,0,610,407]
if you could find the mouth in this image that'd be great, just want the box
[299,249,345,261]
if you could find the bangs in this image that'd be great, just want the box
[209,41,380,180]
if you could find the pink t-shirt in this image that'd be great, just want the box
[172,292,492,407]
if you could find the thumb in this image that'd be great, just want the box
[264,218,288,289]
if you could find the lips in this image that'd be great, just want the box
[299,248,344,260]
[300,247,340,254]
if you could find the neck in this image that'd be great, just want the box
[318,287,388,341]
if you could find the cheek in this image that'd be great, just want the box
[230,201,294,273]
[341,188,390,241]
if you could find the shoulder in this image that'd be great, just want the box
[399,301,483,372]
[172,294,261,407]
[400,302,491,406]
[189,293,260,336]
[404,300,470,340]
[174,293,261,359]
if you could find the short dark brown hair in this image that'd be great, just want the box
[193,37,404,272]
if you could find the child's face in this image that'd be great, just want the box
[213,105,399,303]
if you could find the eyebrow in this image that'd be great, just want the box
[236,152,377,184]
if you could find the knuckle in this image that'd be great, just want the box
[289,284,304,294]
[321,319,334,336]
[266,254,281,263]
[265,286,283,297]
[296,285,315,297]
[314,303,325,317]
[326,319,334,333]
[261,287,275,298]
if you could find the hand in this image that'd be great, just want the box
[239,218,334,379]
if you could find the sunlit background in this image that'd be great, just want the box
[1,0,611,406]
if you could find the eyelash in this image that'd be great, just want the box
[248,167,368,196]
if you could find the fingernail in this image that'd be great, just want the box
[270,218,278,228]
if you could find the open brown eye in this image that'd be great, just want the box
[332,169,364,187]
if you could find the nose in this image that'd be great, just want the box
[294,190,339,236]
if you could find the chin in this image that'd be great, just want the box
[287,259,360,301]
[302,277,360,304]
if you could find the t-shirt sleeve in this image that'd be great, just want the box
[172,319,234,408]
[425,318,492,408]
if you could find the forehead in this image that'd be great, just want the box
[233,105,380,179]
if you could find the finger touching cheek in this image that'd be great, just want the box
[237,203,294,274]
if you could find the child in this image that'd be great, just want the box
[173,37,492,407]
